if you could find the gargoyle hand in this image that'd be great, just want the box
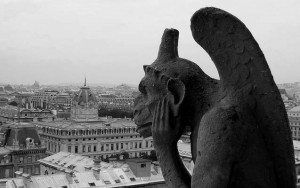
[152,94,181,147]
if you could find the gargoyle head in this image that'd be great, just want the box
[134,29,207,138]
[133,65,185,137]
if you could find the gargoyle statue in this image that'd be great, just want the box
[133,7,296,188]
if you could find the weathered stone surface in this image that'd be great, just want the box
[134,7,296,188]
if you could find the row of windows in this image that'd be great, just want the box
[47,142,60,153]
[42,127,138,136]
[290,122,300,125]
[67,135,142,142]
[16,155,40,164]
[289,113,300,116]
[67,141,153,153]
[18,165,40,175]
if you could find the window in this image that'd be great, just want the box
[28,156,32,163]
[34,165,40,175]
[88,182,96,186]
[75,146,78,153]
[68,139,71,142]
[83,138,85,141]
[83,145,85,152]
[19,156,24,163]
[94,145,97,152]
[88,145,91,152]
[68,146,72,152]
[5,168,10,178]
[19,167,24,173]
[141,163,146,168]
[28,166,32,175]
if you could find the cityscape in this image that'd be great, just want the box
[0,79,193,187]
[1,0,300,188]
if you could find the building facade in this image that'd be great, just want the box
[50,92,72,110]
[36,118,153,160]
[98,94,134,110]
[288,106,300,140]
[30,90,59,109]
[36,82,154,160]
[0,106,53,124]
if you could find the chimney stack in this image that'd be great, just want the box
[21,173,31,188]
[92,167,101,180]
[93,157,101,168]
[14,171,23,178]
[84,166,92,172]
[65,170,74,184]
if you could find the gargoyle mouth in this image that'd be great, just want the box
[136,122,152,132]
[136,122,152,138]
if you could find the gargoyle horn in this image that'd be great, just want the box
[156,28,179,62]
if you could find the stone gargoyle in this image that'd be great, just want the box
[133,7,296,188]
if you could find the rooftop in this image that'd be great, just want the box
[0,122,42,148]
[0,105,52,113]
[288,106,300,113]
[0,147,10,155]
[35,118,136,130]
[177,142,192,159]
[34,151,165,188]
[39,151,110,172]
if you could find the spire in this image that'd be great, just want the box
[84,76,86,87]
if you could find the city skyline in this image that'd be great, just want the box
[0,0,300,85]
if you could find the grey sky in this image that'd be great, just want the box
[0,0,299,85]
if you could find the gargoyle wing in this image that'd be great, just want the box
[191,7,296,187]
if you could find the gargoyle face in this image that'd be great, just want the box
[133,73,167,138]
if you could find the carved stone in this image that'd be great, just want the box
[134,7,296,188]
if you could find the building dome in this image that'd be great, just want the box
[71,78,99,122]
[73,85,97,105]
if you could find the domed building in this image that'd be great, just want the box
[71,80,98,122]
[35,79,154,160]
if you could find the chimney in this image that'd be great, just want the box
[65,170,74,184]
[21,173,31,188]
[126,159,151,177]
[92,167,101,180]
[84,166,92,172]
[14,171,23,178]
[93,157,101,168]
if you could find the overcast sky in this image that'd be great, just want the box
[0,0,299,86]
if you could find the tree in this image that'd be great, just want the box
[8,101,18,107]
